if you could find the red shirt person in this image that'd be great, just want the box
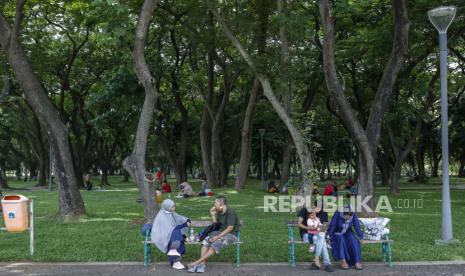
[162,181,172,193]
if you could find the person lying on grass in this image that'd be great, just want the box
[151,199,191,270]
[187,196,241,273]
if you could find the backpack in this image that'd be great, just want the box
[198,222,221,241]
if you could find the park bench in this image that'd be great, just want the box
[286,219,393,268]
[143,220,243,268]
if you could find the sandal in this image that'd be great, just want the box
[340,260,349,270]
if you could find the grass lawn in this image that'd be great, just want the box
[0,176,464,263]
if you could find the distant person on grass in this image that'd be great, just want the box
[188,196,240,273]
[328,205,364,270]
[151,199,191,270]
[161,180,172,193]
[178,182,194,198]
[197,177,210,196]
[84,172,93,191]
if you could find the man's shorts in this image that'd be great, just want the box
[202,231,238,253]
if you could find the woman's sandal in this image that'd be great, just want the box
[340,261,349,270]
[355,263,363,270]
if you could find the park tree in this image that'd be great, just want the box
[0,0,85,218]
[208,0,316,196]
[123,0,160,221]
[318,0,409,212]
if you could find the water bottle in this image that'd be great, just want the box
[189,227,195,242]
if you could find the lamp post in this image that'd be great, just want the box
[428,6,457,244]
[259,129,265,189]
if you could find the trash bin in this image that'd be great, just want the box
[1,195,29,232]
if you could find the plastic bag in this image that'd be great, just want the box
[358,217,390,240]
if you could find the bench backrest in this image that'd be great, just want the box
[191,220,244,228]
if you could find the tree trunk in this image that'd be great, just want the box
[458,156,465,177]
[170,30,189,185]
[277,0,293,189]
[37,154,47,187]
[378,151,391,187]
[386,122,421,195]
[432,153,440,177]
[235,1,270,190]
[122,170,130,182]
[34,114,48,187]
[28,162,38,180]
[389,160,401,196]
[123,0,160,222]
[174,106,188,184]
[235,78,259,189]
[0,161,9,189]
[318,0,409,215]
[281,143,293,186]
[0,9,85,218]
[356,151,376,210]
[200,107,214,186]
[208,2,315,196]
[211,117,226,187]
[416,140,426,181]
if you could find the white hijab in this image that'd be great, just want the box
[151,199,188,253]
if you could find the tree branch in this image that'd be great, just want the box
[13,0,26,37]
[366,0,410,149]
[207,1,257,71]
[0,75,10,101]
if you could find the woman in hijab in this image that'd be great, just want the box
[328,205,364,270]
[151,199,191,270]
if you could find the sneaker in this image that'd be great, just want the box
[196,263,206,273]
[324,264,334,272]
[309,245,315,253]
[173,262,185,270]
[310,263,320,270]
[187,264,198,273]
[167,249,181,257]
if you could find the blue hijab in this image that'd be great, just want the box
[337,205,354,235]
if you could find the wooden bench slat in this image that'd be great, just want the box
[190,220,244,227]
[190,220,211,227]
[362,240,394,244]
[143,240,243,244]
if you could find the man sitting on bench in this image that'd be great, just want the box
[188,196,240,273]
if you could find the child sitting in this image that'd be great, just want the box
[307,210,323,252]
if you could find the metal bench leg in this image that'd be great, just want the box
[288,226,292,266]
[144,229,151,267]
[288,226,296,267]
[236,231,241,268]
[382,243,386,262]
[387,242,393,268]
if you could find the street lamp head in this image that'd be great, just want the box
[428,6,456,34]
[259,128,265,136]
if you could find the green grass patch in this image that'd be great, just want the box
[0,176,464,262]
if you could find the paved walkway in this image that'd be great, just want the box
[1,261,465,276]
